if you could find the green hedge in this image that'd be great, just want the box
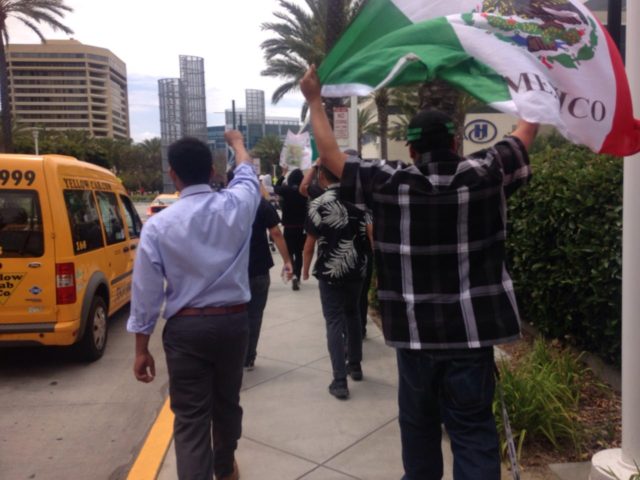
[507,138,623,365]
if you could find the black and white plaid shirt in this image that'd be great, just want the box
[340,137,531,350]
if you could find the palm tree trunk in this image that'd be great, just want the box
[0,36,14,153]
[375,89,389,160]
[418,80,464,154]
[324,0,345,129]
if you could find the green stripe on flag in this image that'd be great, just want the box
[318,0,411,81]
[319,6,511,105]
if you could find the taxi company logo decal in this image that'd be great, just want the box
[0,273,26,305]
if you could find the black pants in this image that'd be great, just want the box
[284,226,306,279]
[246,274,270,363]
[359,253,374,334]
[163,312,249,480]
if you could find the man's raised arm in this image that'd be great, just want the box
[300,65,347,178]
[510,119,539,151]
[225,129,252,166]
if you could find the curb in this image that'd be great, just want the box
[127,397,174,480]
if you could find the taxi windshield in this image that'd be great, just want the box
[0,190,44,257]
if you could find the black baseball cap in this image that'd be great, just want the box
[406,109,455,145]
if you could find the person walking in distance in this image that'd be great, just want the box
[301,64,538,480]
[274,168,307,291]
[302,164,370,400]
[241,174,294,370]
[127,132,260,480]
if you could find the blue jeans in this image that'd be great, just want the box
[318,279,363,380]
[246,274,270,363]
[396,347,500,480]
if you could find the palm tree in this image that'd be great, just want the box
[0,0,73,153]
[387,86,420,142]
[373,88,390,159]
[356,106,378,156]
[251,134,284,175]
[418,80,466,153]
[261,0,364,111]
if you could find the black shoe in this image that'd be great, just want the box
[328,379,349,399]
[244,359,255,371]
[292,277,300,291]
[347,362,363,381]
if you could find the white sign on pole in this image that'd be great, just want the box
[333,107,349,140]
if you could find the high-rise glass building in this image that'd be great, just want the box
[209,88,300,174]
[158,55,207,192]
[179,56,207,141]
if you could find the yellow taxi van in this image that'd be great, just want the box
[0,154,143,361]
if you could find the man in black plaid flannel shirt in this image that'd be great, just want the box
[301,65,539,480]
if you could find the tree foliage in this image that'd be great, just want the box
[507,138,623,365]
[251,134,283,175]
[260,0,365,105]
[13,130,162,192]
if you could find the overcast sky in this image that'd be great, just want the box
[6,0,306,142]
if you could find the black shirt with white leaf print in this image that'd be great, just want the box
[305,186,370,283]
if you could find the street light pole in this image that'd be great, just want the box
[590,1,640,476]
[32,129,39,155]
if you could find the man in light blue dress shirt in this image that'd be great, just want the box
[127,131,259,480]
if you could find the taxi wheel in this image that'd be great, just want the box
[76,296,108,362]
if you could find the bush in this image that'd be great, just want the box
[494,338,587,456]
[507,140,622,364]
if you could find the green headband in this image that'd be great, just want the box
[406,122,455,142]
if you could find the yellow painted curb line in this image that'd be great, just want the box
[127,397,174,480]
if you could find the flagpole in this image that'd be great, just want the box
[590,1,640,478]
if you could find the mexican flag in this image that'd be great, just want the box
[318,0,640,157]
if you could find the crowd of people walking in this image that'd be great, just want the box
[126,64,539,480]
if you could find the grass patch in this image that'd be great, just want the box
[494,338,595,459]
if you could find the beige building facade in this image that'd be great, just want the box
[6,39,129,140]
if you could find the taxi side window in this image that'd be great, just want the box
[119,195,143,239]
[64,190,104,254]
[96,191,126,245]
[0,190,44,258]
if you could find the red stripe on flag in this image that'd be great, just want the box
[598,20,640,156]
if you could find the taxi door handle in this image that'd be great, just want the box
[123,246,130,252]
[130,244,137,250]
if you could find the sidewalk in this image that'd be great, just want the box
[154,255,453,480]
[152,255,563,480]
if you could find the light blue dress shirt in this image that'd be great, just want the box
[126,162,260,335]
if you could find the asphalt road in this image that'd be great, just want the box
[0,202,169,480]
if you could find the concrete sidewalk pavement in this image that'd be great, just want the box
[148,255,559,480]
[154,255,451,480]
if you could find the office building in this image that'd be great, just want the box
[158,55,207,192]
[5,39,129,140]
[208,87,299,172]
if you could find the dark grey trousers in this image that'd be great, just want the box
[163,311,249,480]
[246,274,271,364]
[318,279,364,380]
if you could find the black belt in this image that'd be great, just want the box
[175,304,247,316]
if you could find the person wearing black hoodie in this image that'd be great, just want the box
[274,168,307,290]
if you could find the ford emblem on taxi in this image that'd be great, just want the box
[29,286,42,295]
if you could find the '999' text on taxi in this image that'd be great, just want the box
[0,154,143,361]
